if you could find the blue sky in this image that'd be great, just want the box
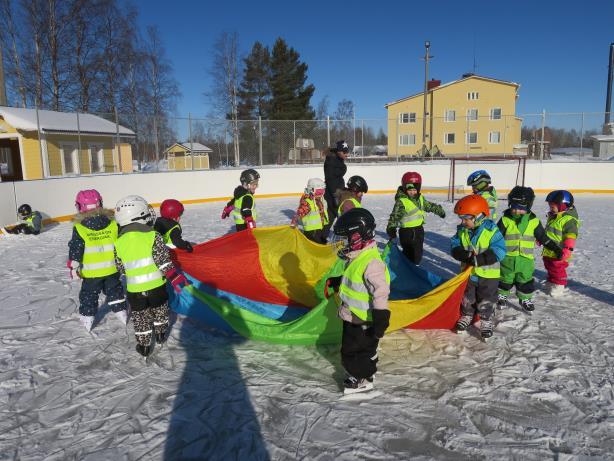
[137,0,614,123]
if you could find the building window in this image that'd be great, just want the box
[444,110,456,122]
[399,134,416,146]
[399,112,416,124]
[61,143,79,175]
[445,133,455,144]
[467,132,478,144]
[467,109,478,121]
[489,131,501,144]
[0,147,14,176]
[467,91,479,100]
[490,108,502,120]
[89,144,104,173]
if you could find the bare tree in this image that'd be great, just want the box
[0,0,27,106]
[206,32,241,166]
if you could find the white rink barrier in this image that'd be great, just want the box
[1,161,613,227]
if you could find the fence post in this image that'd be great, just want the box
[115,107,122,173]
[293,120,296,165]
[76,112,82,175]
[258,116,263,166]
[579,112,584,159]
[189,113,194,171]
[327,116,330,147]
[540,109,546,161]
[396,115,399,162]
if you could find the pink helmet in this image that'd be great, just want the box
[75,189,103,213]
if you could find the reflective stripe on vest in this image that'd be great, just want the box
[480,190,498,221]
[301,198,326,231]
[163,224,180,245]
[501,215,539,259]
[74,221,118,278]
[339,246,391,321]
[232,194,257,225]
[543,213,579,259]
[115,230,165,293]
[338,198,361,216]
[460,226,500,279]
[399,195,425,228]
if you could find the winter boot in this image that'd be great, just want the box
[497,294,508,309]
[549,284,568,297]
[520,299,535,312]
[135,344,153,357]
[80,315,95,332]
[480,318,494,339]
[114,309,128,325]
[343,376,374,395]
[455,314,473,333]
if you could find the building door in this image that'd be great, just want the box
[0,138,23,181]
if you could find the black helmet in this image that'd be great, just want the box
[240,169,260,186]
[508,186,535,210]
[333,208,376,241]
[347,175,368,193]
[335,140,350,153]
[18,204,32,218]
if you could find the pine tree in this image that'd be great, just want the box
[237,41,270,119]
[268,38,314,120]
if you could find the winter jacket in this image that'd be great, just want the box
[543,207,580,259]
[22,211,43,234]
[324,152,347,200]
[292,193,329,228]
[114,222,175,277]
[154,217,192,251]
[477,186,498,220]
[337,241,390,325]
[497,209,561,259]
[335,189,362,215]
[386,186,445,231]
[451,219,506,281]
[68,209,116,262]
[225,185,255,219]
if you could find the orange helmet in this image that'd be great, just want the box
[454,194,490,218]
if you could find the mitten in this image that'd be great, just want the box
[166,267,190,293]
[67,260,81,279]
[245,216,256,229]
[562,238,575,261]
[372,309,391,339]
[221,205,234,219]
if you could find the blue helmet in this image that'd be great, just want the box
[467,170,491,187]
[545,190,574,207]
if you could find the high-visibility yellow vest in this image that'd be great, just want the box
[163,224,180,245]
[543,213,579,259]
[115,231,165,293]
[501,215,539,260]
[399,195,426,228]
[301,198,329,231]
[480,189,498,221]
[74,221,118,278]
[338,197,361,216]
[339,246,390,322]
[459,226,500,279]
[232,194,257,225]
[24,213,43,231]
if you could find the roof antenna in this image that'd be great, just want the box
[472,35,478,74]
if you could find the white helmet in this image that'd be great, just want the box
[305,178,326,195]
[115,195,155,226]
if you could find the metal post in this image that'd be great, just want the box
[258,116,263,166]
[605,42,614,127]
[352,111,356,153]
[293,120,296,165]
[422,41,432,145]
[396,115,399,162]
[76,112,82,175]
[361,119,364,163]
[114,107,122,173]
[189,113,194,171]
[35,106,45,178]
[326,116,330,147]
[579,112,584,159]
[540,109,546,161]
[153,115,160,172]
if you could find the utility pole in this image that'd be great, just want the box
[421,41,433,146]
[0,48,7,106]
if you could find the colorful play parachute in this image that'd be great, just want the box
[170,226,470,345]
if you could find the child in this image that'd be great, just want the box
[221,169,260,231]
[114,195,189,357]
[451,194,506,340]
[68,189,128,332]
[386,171,446,264]
[496,186,562,311]
[467,170,498,220]
[4,204,43,234]
[336,175,368,216]
[154,199,193,252]
[542,190,579,297]
[331,208,390,394]
[290,178,330,244]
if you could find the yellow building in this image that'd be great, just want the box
[385,74,522,157]
[166,142,211,170]
[0,106,134,181]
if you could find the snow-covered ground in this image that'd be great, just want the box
[1,193,613,460]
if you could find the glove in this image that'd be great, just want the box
[245,216,256,229]
[386,227,397,240]
[184,242,194,253]
[166,267,190,293]
[438,210,446,219]
[324,276,342,298]
[67,260,81,279]
[372,309,391,339]
[452,247,474,263]
[221,205,234,219]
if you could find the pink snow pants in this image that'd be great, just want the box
[543,256,569,286]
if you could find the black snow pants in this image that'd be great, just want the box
[399,225,425,264]
[341,321,380,380]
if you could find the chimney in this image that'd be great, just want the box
[605,42,614,130]
[427,78,441,90]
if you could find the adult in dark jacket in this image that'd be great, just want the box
[323,140,349,231]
